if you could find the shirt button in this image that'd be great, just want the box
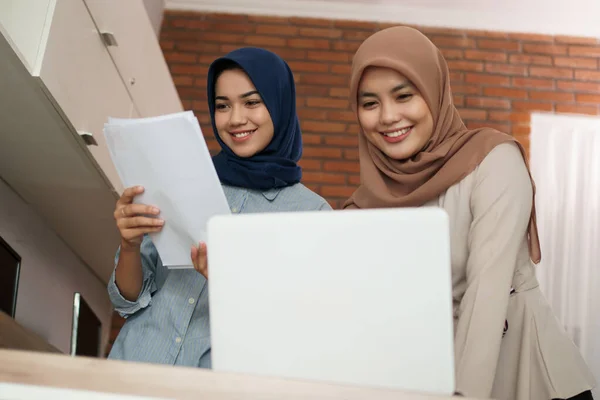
[188,298,195,305]
[231,207,238,213]
[175,337,182,343]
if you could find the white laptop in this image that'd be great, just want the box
[207,207,455,395]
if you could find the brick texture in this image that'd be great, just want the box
[108,12,600,350]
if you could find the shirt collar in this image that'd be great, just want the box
[261,187,283,201]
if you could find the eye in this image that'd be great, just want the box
[246,99,262,107]
[397,93,413,101]
[215,103,229,110]
[361,101,378,109]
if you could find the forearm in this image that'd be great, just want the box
[114,242,144,301]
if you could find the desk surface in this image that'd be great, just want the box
[0,349,475,400]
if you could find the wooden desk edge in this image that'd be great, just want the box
[0,349,476,400]
[0,311,61,353]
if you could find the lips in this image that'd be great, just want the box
[229,129,257,142]
[380,126,413,143]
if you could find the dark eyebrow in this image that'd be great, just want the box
[240,90,260,98]
[358,91,377,98]
[390,82,410,93]
[358,82,411,98]
[215,90,260,101]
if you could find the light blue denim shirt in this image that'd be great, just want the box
[107,183,331,367]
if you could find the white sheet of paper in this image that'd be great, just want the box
[103,111,231,268]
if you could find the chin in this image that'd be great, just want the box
[385,150,411,161]
[380,138,423,161]
[373,142,410,161]
[231,146,259,158]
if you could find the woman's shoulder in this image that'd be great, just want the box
[440,142,532,207]
[475,142,531,188]
[221,183,332,211]
[451,142,529,188]
[279,183,333,210]
[480,141,526,169]
[462,141,533,209]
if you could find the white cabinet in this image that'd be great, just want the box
[38,0,133,194]
[0,0,182,281]
[0,0,54,73]
[1,0,182,195]
[84,0,182,117]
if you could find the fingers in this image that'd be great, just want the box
[117,216,164,230]
[117,186,144,206]
[116,204,160,220]
[191,245,199,272]
[191,246,199,273]
[191,242,208,279]
[114,186,163,245]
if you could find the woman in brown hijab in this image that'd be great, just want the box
[344,26,596,400]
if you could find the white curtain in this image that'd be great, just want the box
[530,113,600,397]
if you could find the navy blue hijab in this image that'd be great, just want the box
[207,47,303,190]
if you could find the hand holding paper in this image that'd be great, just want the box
[104,111,231,268]
[191,241,209,279]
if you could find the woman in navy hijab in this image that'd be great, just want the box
[210,47,305,190]
[107,48,331,368]
[190,47,332,275]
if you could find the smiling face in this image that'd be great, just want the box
[357,66,434,161]
[213,68,275,158]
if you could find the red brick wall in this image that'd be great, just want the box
[108,12,600,351]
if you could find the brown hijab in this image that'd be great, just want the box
[343,26,541,263]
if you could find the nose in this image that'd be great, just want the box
[379,101,401,126]
[229,105,247,127]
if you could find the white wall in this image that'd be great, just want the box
[167,0,600,38]
[0,178,112,354]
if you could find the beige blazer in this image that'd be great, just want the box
[424,143,596,399]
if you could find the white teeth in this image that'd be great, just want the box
[232,131,253,138]
[383,126,412,137]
